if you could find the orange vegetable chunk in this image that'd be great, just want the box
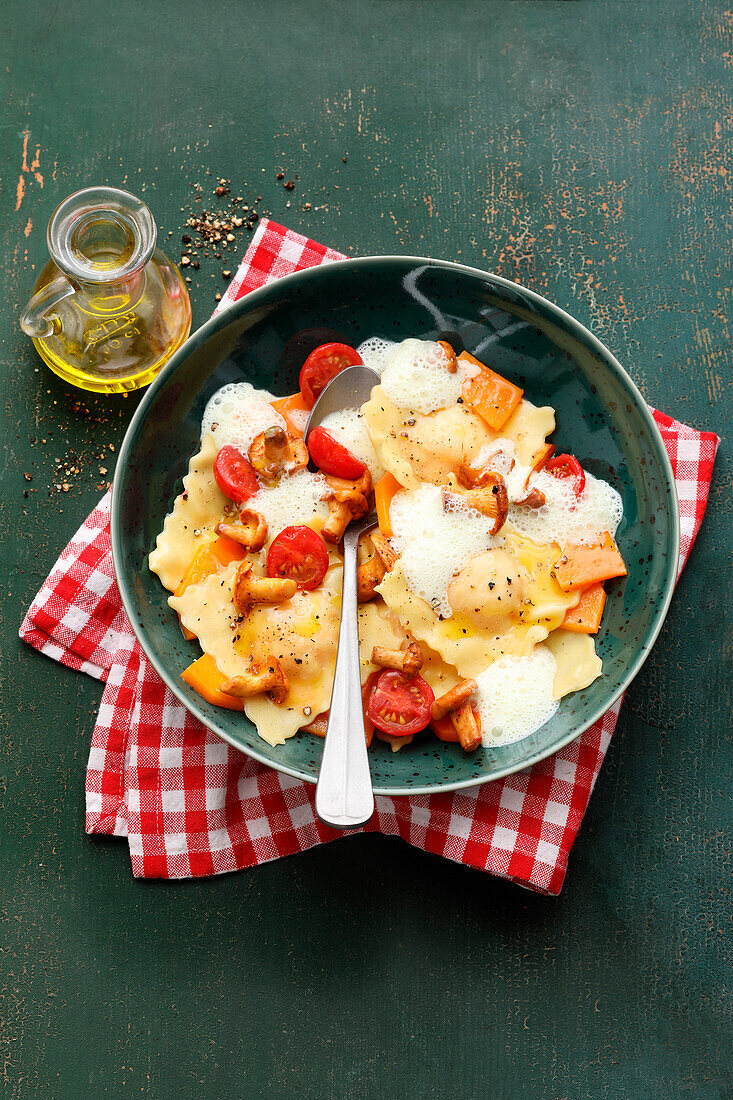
[270,392,310,437]
[181,653,245,711]
[173,535,248,599]
[561,582,607,633]
[554,533,627,592]
[429,714,461,742]
[458,350,524,431]
[374,472,402,537]
[174,535,248,639]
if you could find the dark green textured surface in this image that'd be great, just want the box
[1,1,730,1097]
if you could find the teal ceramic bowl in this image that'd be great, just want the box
[112,257,679,795]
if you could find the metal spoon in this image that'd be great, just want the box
[304,364,381,829]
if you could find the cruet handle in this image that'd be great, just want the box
[20,276,75,339]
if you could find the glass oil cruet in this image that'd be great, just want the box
[20,186,191,393]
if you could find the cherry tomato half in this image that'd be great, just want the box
[307,426,367,479]
[546,453,586,500]
[366,670,435,738]
[361,671,381,748]
[213,445,260,503]
[299,342,363,408]
[267,525,330,591]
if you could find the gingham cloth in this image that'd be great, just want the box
[20,219,720,893]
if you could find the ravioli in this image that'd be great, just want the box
[362,382,556,490]
[377,561,548,679]
[169,561,342,745]
[545,630,602,698]
[149,433,230,593]
[170,569,411,745]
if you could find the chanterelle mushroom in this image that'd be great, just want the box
[357,549,385,602]
[357,528,398,601]
[432,679,482,752]
[322,470,372,544]
[248,426,308,480]
[370,530,399,571]
[432,679,478,720]
[456,452,513,489]
[221,657,289,704]
[233,560,297,615]
[216,509,268,552]
[450,703,482,752]
[371,642,423,675]
[445,471,509,536]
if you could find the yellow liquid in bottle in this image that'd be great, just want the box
[31,249,192,394]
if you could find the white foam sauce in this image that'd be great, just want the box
[250,469,329,537]
[508,468,623,545]
[201,382,284,457]
[469,439,623,545]
[472,440,518,482]
[475,647,559,746]
[379,339,472,415]
[319,407,385,481]
[389,483,500,617]
[356,336,395,376]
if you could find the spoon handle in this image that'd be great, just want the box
[315,525,375,829]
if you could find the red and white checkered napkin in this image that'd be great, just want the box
[20,219,720,893]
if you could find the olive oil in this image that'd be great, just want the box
[21,188,191,393]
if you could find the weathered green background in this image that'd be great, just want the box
[1,2,730,1097]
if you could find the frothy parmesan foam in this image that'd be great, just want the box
[508,468,623,545]
[475,647,559,746]
[356,336,394,376]
[472,440,520,485]
[466,438,623,545]
[379,339,470,415]
[389,483,500,617]
[319,407,385,481]
[202,382,284,456]
[250,469,329,538]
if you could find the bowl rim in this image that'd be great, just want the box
[111,254,680,795]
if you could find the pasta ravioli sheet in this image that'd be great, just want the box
[361,386,555,490]
[149,434,229,593]
[377,562,548,679]
[170,562,342,745]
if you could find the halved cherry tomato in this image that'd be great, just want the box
[361,671,381,747]
[307,426,367,479]
[267,525,330,591]
[546,453,586,500]
[366,670,435,738]
[213,445,259,503]
[299,342,363,408]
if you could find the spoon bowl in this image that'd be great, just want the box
[304,363,381,441]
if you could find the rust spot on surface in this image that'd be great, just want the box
[15,129,43,210]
